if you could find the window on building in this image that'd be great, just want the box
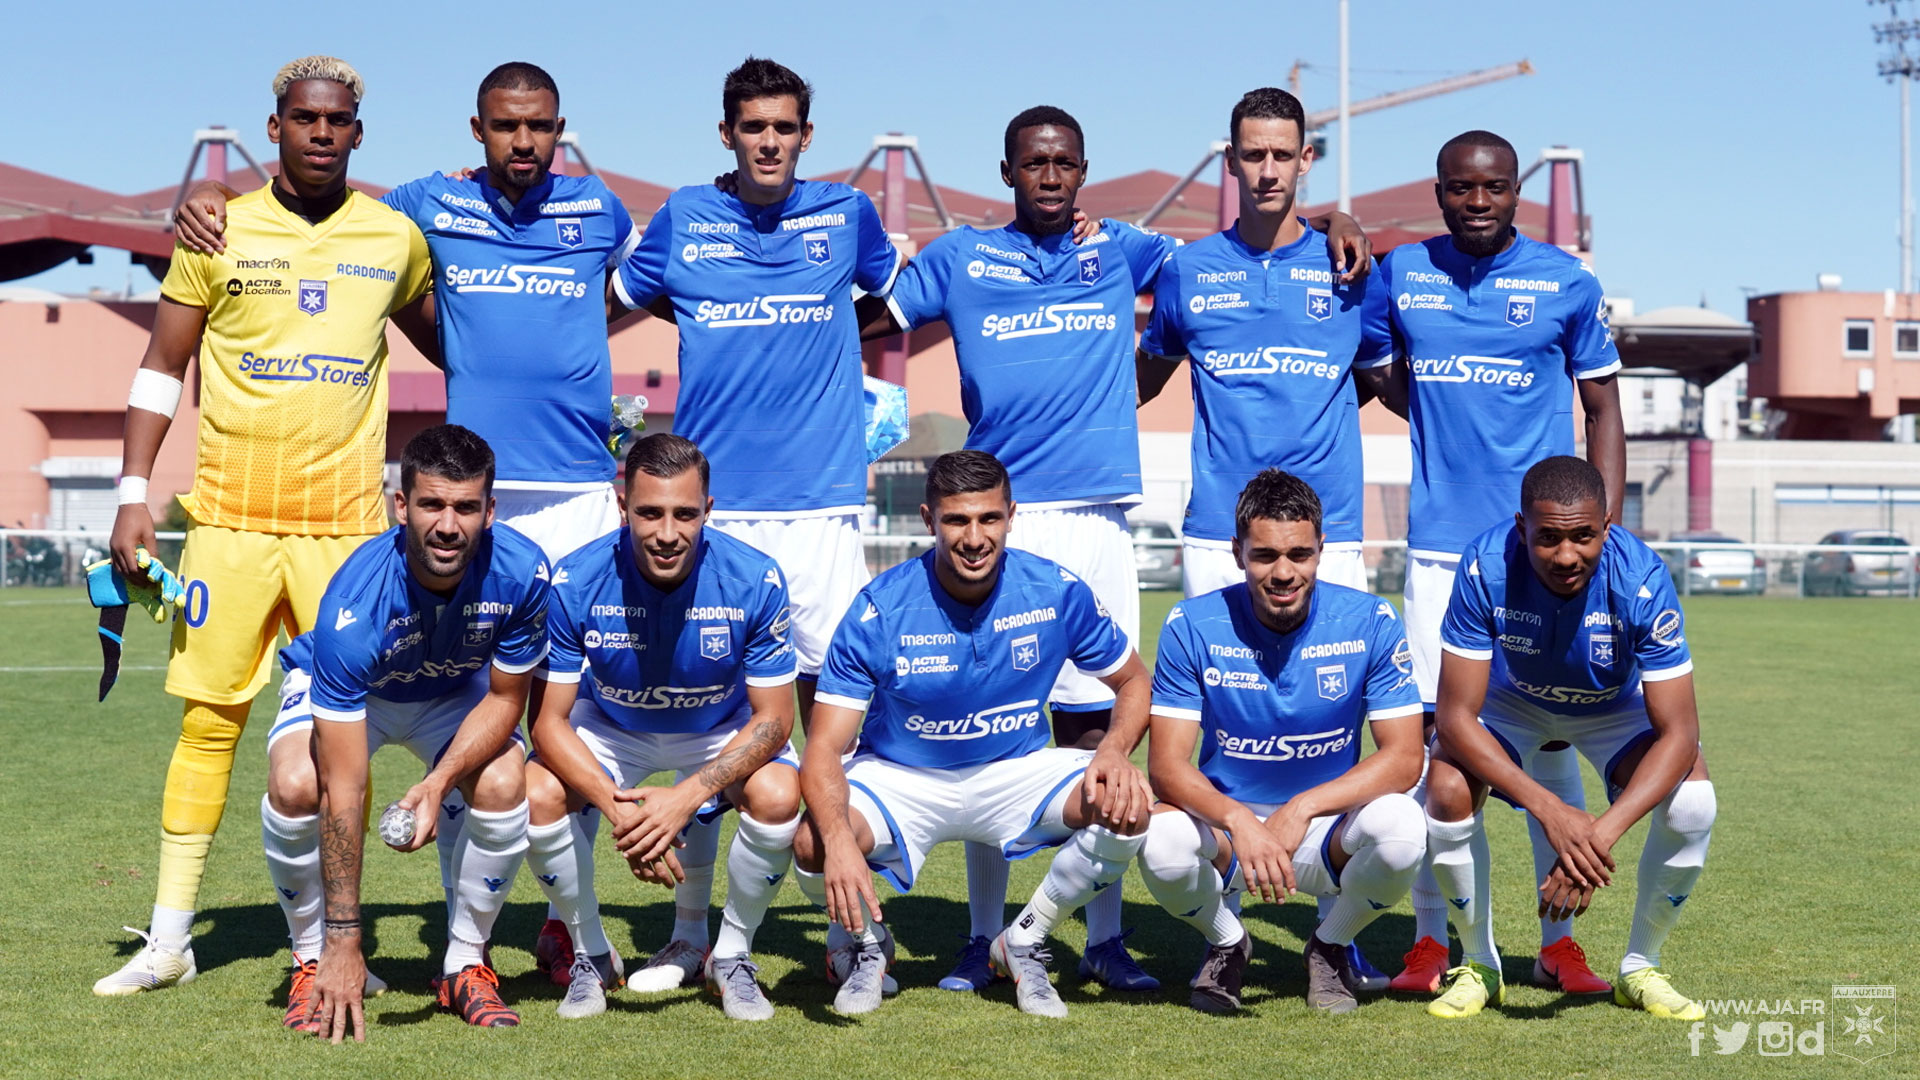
[1622,482,1645,534]
[1897,322,1920,358]
[1641,383,1656,413]
[1844,320,1874,356]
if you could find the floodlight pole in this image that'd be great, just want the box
[1338,0,1351,214]
[1874,1,1917,293]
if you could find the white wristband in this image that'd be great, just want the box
[117,476,150,506]
[128,368,185,418]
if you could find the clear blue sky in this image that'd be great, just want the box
[2,0,1903,315]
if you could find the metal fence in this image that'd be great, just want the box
[5,528,1916,600]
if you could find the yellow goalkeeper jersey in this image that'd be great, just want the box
[161,185,431,535]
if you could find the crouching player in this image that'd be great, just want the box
[1420,456,1715,1020]
[790,450,1154,1019]
[522,434,801,1021]
[271,426,550,1040]
[1137,469,1427,1014]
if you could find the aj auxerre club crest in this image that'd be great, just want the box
[1010,633,1041,672]
[1590,632,1616,668]
[1077,248,1101,285]
[464,621,494,648]
[803,231,832,266]
[298,279,328,316]
[556,218,585,247]
[1506,294,1535,327]
[1316,663,1349,701]
[700,625,731,661]
[1306,287,1333,322]
[1833,984,1897,1062]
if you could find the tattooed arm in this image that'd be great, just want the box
[610,681,796,865]
[312,716,371,1043]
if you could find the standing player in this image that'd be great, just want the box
[861,104,1369,992]
[791,451,1155,1018]
[267,425,548,1039]
[96,56,433,995]
[1418,457,1714,1020]
[1361,130,1628,996]
[605,57,900,988]
[1137,469,1425,1014]
[522,435,802,1022]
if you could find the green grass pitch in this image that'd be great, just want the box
[0,587,1911,1078]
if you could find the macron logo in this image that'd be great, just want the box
[861,603,879,623]
[483,876,506,893]
[334,609,357,631]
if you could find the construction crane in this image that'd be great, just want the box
[1136,59,1534,229]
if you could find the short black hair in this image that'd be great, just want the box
[1520,455,1606,512]
[1436,129,1519,181]
[1230,87,1306,145]
[1234,468,1322,539]
[1004,106,1084,165]
[401,424,494,496]
[925,450,1010,508]
[624,433,710,493]
[723,56,812,126]
[477,61,559,116]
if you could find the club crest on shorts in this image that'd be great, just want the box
[1077,248,1101,285]
[464,621,494,647]
[803,231,831,266]
[1316,663,1349,701]
[556,218,585,247]
[1590,632,1616,668]
[700,625,731,660]
[297,280,327,315]
[1010,633,1040,672]
[1506,295,1535,327]
[1306,287,1333,322]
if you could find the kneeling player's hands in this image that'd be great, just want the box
[629,839,685,888]
[1534,802,1615,889]
[1233,805,1302,902]
[312,938,368,1044]
[1081,749,1152,830]
[1538,864,1594,922]
[391,779,445,853]
[610,783,705,865]
[823,839,883,934]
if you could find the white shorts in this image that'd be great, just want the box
[566,695,798,824]
[1007,503,1139,710]
[841,747,1094,891]
[710,512,869,678]
[1181,538,1366,598]
[1474,688,1658,807]
[1165,799,1346,899]
[1402,552,1461,709]
[266,667,523,764]
[493,483,622,562]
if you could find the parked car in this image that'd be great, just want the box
[1801,530,1916,596]
[1132,520,1182,590]
[1661,531,1767,596]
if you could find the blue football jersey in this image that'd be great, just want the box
[1360,233,1621,556]
[1140,223,1383,543]
[1151,582,1420,805]
[540,527,796,734]
[613,181,902,513]
[381,173,638,485]
[281,524,553,719]
[885,220,1176,506]
[815,549,1131,768]
[1441,522,1693,716]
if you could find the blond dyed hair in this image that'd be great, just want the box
[271,56,364,107]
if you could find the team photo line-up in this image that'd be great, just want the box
[93,48,1713,1041]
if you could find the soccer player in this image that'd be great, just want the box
[521,434,801,1022]
[1360,130,1627,995]
[273,425,550,1040]
[175,61,650,987]
[1418,456,1714,1020]
[605,57,901,987]
[1137,469,1425,1014]
[791,450,1154,1018]
[95,56,433,996]
[860,103,1370,993]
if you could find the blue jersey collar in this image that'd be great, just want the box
[1432,229,1528,274]
[617,528,709,600]
[478,171,558,223]
[1223,217,1318,263]
[919,548,1010,625]
[1227,579,1323,646]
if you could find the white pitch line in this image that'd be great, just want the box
[0,665,168,673]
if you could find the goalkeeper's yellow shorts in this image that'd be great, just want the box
[164,521,372,706]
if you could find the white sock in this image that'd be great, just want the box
[260,795,323,962]
[1137,812,1243,948]
[1622,780,1715,975]
[526,816,608,957]
[445,801,529,975]
[1411,865,1450,943]
[964,841,1011,940]
[1525,746,1584,947]
[1314,794,1426,946]
[437,791,466,925]
[1006,825,1146,948]
[712,811,800,958]
[793,865,881,947]
[670,818,720,946]
[1427,811,1497,969]
[1085,876,1125,946]
[149,905,194,950]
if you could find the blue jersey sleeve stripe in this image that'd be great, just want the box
[610,270,642,312]
[1440,642,1494,661]
[1076,649,1130,680]
[311,704,365,723]
[1151,704,1203,722]
[1365,703,1425,721]
[608,224,641,269]
[883,293,914,332]
[493,648,546,676]
[1352,351,1396,369]
[871,249,905,298]
[745,670,798,688]
[1576,359,1623,379]
[1639,660,1694,682]
[813,691,871,712]
[536,667,584,685]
